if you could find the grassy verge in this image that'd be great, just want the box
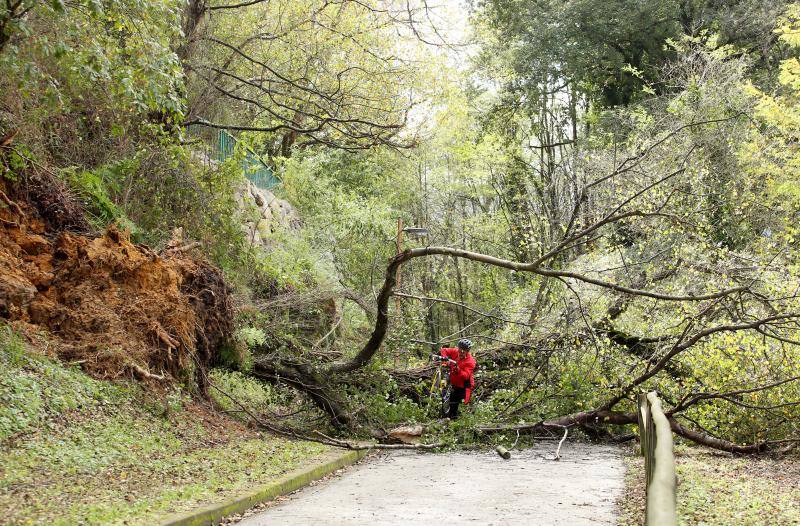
[0,326,331,526]
[617,443,800,526]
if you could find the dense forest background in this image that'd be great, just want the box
[1,0,799,459]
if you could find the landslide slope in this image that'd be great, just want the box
[0,184,234,390]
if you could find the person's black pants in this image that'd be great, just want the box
[447,385,467,419]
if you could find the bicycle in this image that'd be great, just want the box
[429,354,455,418]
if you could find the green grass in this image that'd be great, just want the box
[617,443,800,526]
[0,326,131,442]
[0,326,332,525]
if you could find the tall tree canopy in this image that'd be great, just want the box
[475,0,790,107]
[180,0,446,155]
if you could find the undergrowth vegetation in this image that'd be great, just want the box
[0,325,331,525]
[1,0,799,522]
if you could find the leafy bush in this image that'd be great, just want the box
[208,368,283,420]
[60,161,141,236]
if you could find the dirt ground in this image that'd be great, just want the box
[236,442,624,526]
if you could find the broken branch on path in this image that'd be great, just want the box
[201,361,443,451]
[553,426,569,461]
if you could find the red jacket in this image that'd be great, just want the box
[440,348,476,403]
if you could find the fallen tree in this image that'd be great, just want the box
[248,117,800,453]
[282,235,798,451]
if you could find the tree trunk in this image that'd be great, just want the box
[253,359,352,428]
[178,0,206,61]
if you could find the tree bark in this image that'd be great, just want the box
[253,359,352,428]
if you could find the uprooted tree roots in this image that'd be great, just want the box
[0,186,234,394]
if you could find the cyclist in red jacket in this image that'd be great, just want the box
[440,338,476,419]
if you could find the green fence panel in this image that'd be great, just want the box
[186,125,281,190]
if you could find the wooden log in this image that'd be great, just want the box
[495,445,511,459]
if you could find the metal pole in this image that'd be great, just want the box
[395,218,403,365]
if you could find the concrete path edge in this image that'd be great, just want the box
[159,449,369,526]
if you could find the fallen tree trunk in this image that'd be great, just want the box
[667,418,772,454]
[477,409,797,454]
[476,410,638,434]
[252,359,353,428]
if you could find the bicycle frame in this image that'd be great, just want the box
[429,361,452,418]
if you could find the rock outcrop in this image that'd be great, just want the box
[235,180,300,247]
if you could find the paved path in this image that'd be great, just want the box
[237,442,624,525]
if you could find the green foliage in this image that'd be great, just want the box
[476,0,789,108]
[49,141,252,276]
[0,325,131,443]
[250,224,332,290]
[330,363,429,430]
[422,401,506,449]
[280,148,414,290]
[60,161,141,234]
[0,0,256,276]
[236,326,266,348]
[671,331,800,444]
[0,334,330,525]
[208,368,283,418]
[75,141,253,276]
[1,146,32,182]
[215,326,266,371]
[1,0,184,118]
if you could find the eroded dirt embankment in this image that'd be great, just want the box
[0,184,233,389]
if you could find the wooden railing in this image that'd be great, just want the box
[638,391,678,526]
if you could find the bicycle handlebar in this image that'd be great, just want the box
[430,354,456,364]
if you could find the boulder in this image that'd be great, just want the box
[235,180,299,247]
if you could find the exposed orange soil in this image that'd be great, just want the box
[0,185,233,387]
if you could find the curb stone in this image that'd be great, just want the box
[159,449,369,526]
